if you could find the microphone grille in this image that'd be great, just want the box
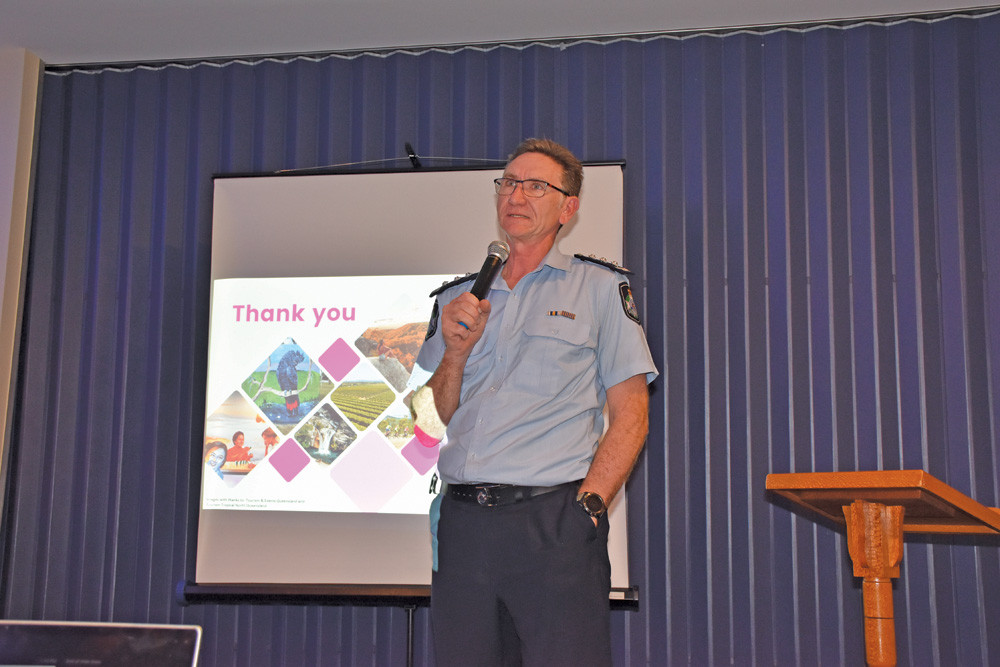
[488,240,510,262]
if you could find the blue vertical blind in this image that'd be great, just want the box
[3,10,999,666]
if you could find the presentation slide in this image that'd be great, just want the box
[201,275,446,515]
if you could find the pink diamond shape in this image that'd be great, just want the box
[330,432,413,512]
[319,338,361,381]
[268,439,311,481]
[400,437,438,475]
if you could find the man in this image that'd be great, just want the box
[414,138,657,665]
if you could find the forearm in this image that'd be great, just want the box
[424,349,470,425]
[579,374,650,504]
[580,415,648,504]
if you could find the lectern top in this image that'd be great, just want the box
[765,469,1000,535]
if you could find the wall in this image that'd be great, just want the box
[2,11,999,666]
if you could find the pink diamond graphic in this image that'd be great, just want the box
[319,338,361,381]
[400,437,438,475]
[330,432,413,512]
[268,439,312,482]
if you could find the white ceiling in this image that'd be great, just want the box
[0,0,995,66]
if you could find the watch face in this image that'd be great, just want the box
[580,492,606,516]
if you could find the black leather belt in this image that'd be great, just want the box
[447,480,579,507]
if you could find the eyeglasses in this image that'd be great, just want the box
[494,177,571,198]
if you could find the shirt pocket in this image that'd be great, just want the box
[514,316,596,395]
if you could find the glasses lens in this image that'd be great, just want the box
[522,180,549,197]
[494,178,514,195]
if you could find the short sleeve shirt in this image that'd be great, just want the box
[414,246,658,486]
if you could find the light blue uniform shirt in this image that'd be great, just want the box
[414,246,658,486]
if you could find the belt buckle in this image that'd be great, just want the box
[476,487,491,506]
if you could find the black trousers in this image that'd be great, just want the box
[431,484,612,667]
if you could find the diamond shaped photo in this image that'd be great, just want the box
[202,390,271,486]
[329,361,396,432]
[241,337,335,435]
[293,402,357,465]
[355,318,430,393]
[376,400,416,450]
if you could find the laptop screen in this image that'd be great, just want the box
[0,621,201,666]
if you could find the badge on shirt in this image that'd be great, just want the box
[619,282,640,324]
[425,301,439,340]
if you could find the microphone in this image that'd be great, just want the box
[457,240,509,330]
[469,240,510,301]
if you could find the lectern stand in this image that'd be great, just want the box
[766,470,1000,667]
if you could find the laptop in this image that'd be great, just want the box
[0,620,201,666]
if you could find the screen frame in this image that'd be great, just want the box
[187,162,638,607]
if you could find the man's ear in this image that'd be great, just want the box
[559,196,581,225]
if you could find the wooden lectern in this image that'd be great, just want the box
[766,470,1000,667]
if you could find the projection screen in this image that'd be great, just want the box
[197,165,629,595]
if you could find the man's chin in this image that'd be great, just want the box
[500,217,532,234]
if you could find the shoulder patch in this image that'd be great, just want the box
[619,282,641,324]
[429,273,476,298]
[573,253,633,275]
[424,301,440,340]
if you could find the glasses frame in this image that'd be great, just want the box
[493,177,572,198]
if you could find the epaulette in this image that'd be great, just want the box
[573,253,633,275]
[429,273,477,297]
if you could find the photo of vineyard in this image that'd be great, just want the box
[330,381,396,431]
